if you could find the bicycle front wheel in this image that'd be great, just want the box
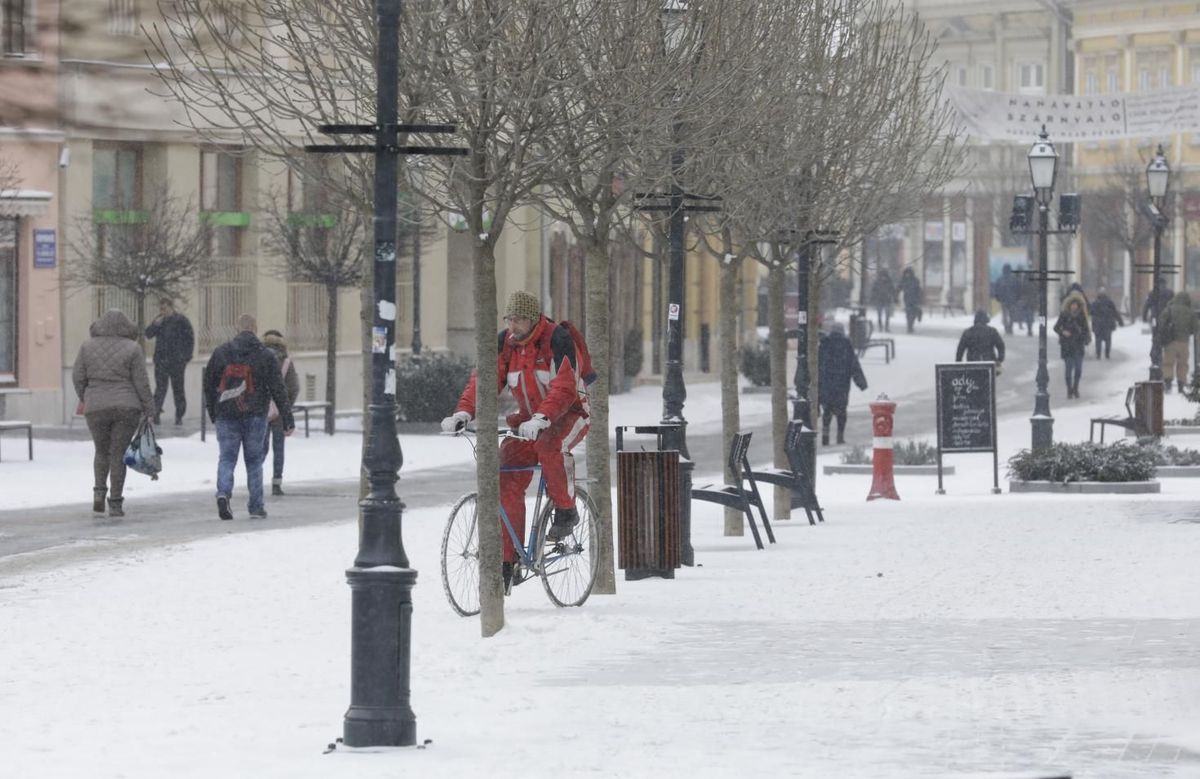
[534,487,600,608]
[441,492,481,617]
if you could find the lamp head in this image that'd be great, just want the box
[1027,126,1058,205]
[661,0,690,55]
[1146,144,1170,203]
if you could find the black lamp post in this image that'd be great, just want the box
[1027,130,1058,451]
[1146,144,1170,383]
[306,0,465,748]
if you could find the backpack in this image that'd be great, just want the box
[544,319,597,387]
[216,361,257,415]
[268,357,291,422]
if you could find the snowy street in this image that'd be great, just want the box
[2,320,1200,778]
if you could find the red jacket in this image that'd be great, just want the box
[455,315,589,425]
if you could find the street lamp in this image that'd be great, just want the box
[1010,127,1078,452]
[1146,144,1170,383]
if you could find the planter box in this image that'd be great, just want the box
[1153,465,1200,478]
[1125,425,1200,437]
[1008,480,1160,494]
[824,464,953,476]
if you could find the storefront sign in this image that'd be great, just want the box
[948,85,1200,142]
[33,229,55,269]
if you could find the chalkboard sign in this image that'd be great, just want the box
[935,362,999,494]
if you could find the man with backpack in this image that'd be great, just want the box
[441,290,594,590]
[203,313,295,520]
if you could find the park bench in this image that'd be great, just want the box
[1089,383,1163,443]
[691,431,776,550]
[292,400,334,437]
[0,420,33,461]
[746,420,825,526]
[849,314,894,363]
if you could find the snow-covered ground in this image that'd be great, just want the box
[3,319,1200,778]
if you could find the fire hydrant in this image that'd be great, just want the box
[867,394,900,501]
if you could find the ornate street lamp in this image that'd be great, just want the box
[1028,128,1058,451]
[1146,144,1170,382]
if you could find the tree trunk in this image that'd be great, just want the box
[584,240,616,595]
[474,237,504,637]
[719,253,743,536]
[135,291,147,352]
[325,285,339,435]
[768,265,789,520]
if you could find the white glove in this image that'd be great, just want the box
[517,414,551,440]
[440,411,471,434]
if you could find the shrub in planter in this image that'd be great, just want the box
[1151,444,1200,466]
[839,440,937,466]
[394,352,474,422]
[739,343,772,387]
[1007,441,1156,484]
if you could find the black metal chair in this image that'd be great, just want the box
[746,420,825,526]
[691,431,774,549]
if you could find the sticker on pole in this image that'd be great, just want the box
[668,303,680,321]
[372,326,388,354]
[797,311,807,324]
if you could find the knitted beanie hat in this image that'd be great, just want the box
[504,290,541,321]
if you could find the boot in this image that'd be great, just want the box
[502,561,514,595]
[272,478,284,497]
[217,495,233,521]
[1164,379,1173,393]
[821,431,830,446]
[92,488,107,515]
[836,433,846,445]
[546,507,579,542]
[107,498,124,518]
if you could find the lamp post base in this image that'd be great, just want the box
[1031,414,1054,452]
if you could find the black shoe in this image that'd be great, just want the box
[836,435,845,445]
[546,507,579,542]
[272,480,284,497]
[821,434,830,446]
[502,561,514,595]
[1164,380,1173,393]
[174,418,183,427]
[93,489,107,515]
[107,498,124,518]
[217,496,233,520]
[248,507,268,519]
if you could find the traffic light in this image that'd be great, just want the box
[1058,193,1081,230]
[1009,194,1035,233]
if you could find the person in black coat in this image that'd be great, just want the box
[1142,280,1172,323]
[817,323,868,445]
[1054,298,1091,399]
[991,264,1021,335]
[956,310,1006,366]
[870,270,896,332]
[144,297,194,425]
[1089,287,1123,359]
[899,267,922,333]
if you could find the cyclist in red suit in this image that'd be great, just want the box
[441,291,590,575]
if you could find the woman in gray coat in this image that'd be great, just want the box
[73,309,156,517]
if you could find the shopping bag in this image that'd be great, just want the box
[124,419,163,480]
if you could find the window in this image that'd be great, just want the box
[0,217,16,381]
[109,0,138,36]
[978,63,994,91]
[93,145,142,210]
[1136,50,1171,90]
[953,64,967,88]
[198,148,251,352]
[200,148,243,258]
[1017,62,1044,95]
[1085,71,1098,95]
[1106,58,1120,93]
[1,0,29,56]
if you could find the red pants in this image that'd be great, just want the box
[499,412,588,562]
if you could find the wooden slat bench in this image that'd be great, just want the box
[0,420,33,461]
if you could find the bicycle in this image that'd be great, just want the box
[440,429,600,616]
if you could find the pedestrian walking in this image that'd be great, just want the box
[261,330,300,496]
[817,322,868,445]
[1089,287,1123,359]
[955,310,1006,367]
[72,309,157,518]
[203,314,295,520]
[1142,280,1173,323]
[1054,298,1090,399]
[992,264,1021,335]
[1157,291,1197,393]
[144,297,194,426]
[1016,274,1037,336]
[870,269,896,333]
[899,267,923,333]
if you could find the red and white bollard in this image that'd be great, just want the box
[867,394,900,501]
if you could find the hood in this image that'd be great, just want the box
[230,330,263,358]
[262,332,289,356]
[974,310,989,326]
[1172,291,1192,308]
[1063,290,1088,313]
[91,309,139,340]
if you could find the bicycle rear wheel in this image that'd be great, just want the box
[441,492,481,617]
[534,487,599,608]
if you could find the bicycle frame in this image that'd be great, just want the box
[497,463,548,568]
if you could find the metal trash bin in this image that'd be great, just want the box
[616,450,680,580]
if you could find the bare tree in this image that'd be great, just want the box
[65,184,213,340]
[1081,160,1158,315]
[260,185,368,434]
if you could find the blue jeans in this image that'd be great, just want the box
[215,415,269,511]
[262,423,286,480]
[1063,352,1083,391]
